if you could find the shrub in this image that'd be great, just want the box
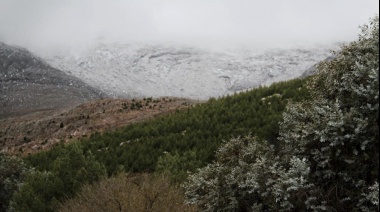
[57,173,196,212]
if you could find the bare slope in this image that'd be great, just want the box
[0,97,196,155]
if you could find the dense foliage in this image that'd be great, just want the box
[184,135,311,211]
[9,143,106,212]
[184,16,379,211]
[280,15,379,211]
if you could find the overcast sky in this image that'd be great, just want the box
[0,0,378,51]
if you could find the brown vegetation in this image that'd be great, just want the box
[57,173,197,212]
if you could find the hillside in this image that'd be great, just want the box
[0,97,197,155]
[0,42,104,119]
[27,77,310,173]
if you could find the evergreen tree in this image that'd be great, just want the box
[10,143,106,212]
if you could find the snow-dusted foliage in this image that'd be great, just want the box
[183,136,275,211]
[183,136,314,211]
[280,15,379,211]
[184,16,378,211]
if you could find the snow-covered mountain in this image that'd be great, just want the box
[42,43,339,100]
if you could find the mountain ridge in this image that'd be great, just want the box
[0,42,105,119]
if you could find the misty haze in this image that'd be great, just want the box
[0,0,378,50]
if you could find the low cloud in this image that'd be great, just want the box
[0,0,378,51]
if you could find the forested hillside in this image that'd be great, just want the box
[2,76,309,211]
[27,78,309,174]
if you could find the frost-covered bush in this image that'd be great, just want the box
[280,15,379,211]
[183,136,314,211]
[185,16,378,211]
[184,135,274,211]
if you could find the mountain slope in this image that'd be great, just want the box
[0,42,105,119]
[26,77,310,175]
[43,43,338,99]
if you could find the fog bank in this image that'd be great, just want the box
[0,0,378,51]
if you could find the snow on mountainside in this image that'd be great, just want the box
[42,43,339,99]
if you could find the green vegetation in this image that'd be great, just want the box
[0,153,30,212]
[9,143,106,211]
